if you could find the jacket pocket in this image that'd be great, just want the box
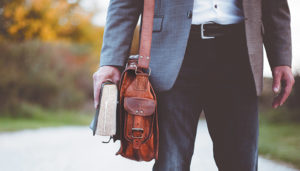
[152,15,164,32]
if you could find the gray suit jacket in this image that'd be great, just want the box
[99,0,292,96]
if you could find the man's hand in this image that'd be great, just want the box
[93,66,121,109]
[271,66,295,108]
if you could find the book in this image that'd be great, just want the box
[89,81,118,140]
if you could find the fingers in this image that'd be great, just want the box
[272,72,295,108]
[93,77,114,109]
[279,74,295,106]
[93,84,101,109]
[272,70,282,94]
[112,71,121,84]
[92,66,122,109]
[93,73,103,109]
[272,83,285,108]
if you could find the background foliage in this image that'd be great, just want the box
[0,0,139,116]
[0,0,101,116]
[0,0,101,43]
[0,40,94,115]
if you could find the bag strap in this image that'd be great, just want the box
[137,0,155,70]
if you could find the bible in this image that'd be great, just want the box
[89,81,118,142]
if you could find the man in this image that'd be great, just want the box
[93,0,295,170]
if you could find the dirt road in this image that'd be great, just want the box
[0,120,298,171]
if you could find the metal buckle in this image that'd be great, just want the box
[201,23,215,39]
[126,55,151,76]
[135,66,151,76]
[131,128,144,139]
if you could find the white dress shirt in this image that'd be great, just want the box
[191,0,244,25]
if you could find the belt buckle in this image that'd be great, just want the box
[201,23,215,39]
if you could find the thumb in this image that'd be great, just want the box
[272,71,282,93]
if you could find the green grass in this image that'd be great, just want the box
[0,104,93,132]
[259,115,300,169]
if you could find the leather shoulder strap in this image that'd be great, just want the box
[137,0,155,69]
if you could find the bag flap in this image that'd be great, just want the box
[124,97,155,116]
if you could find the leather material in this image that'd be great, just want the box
[124,97,156,116]
[137,0,155,69]
[117,57,159,161]
[116,0,159,161]
[191,22,245,38]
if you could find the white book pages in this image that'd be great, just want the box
[95,84,118,136]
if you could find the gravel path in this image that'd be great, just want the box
[0,120,298,171]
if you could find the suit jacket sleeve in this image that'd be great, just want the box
[262,0,292,68]
[99,0,143,67]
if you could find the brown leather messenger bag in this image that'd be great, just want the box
[115,0,159,161]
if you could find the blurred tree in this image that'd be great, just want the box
[0,0,141,116]
[0,0,106,72]
[0,40,94,115]
[0,0,103,46]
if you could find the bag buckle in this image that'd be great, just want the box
[131,128,144,139]
[201,23,215,39]
[135,66,151,76]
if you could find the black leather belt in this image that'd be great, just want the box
[191,22,244,39]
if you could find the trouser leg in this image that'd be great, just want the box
[153,22,259,171]
[203,84,259,171]
[152,29,204,171]
[152,86,203,171]
[202,24,259,171]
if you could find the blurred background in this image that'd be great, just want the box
[0,0,140,125]
[0,0,299,170]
